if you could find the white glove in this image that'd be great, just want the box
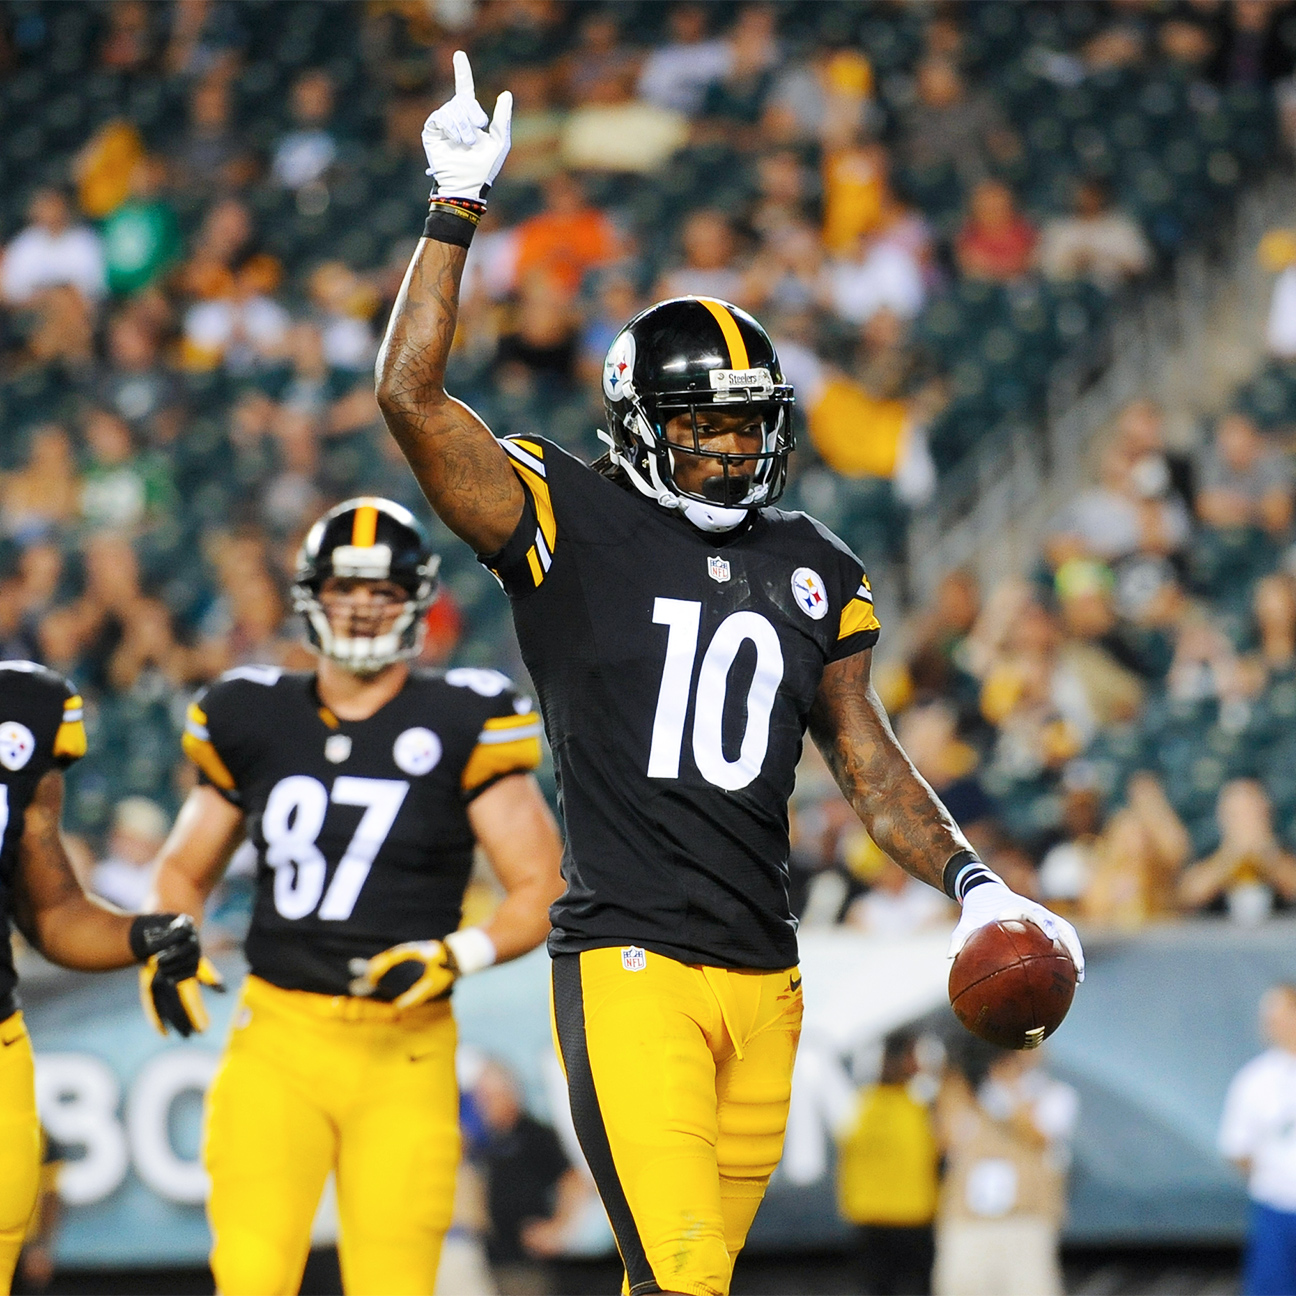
[948,880,1085,982]
[422,51,512,199]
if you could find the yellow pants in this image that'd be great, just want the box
[551,949,802,1296]
[204,976,460,1296]
[0,1012,38,1296]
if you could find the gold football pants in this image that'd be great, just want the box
[0,1012,38,1296]
[551,948,802,1296]
[204,976,460,1296]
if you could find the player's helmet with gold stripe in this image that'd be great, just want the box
[601,296,795,529]
[293,497,440,674]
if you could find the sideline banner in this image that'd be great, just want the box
[17,921,1293,1266]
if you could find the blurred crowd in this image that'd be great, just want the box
[0,0,1290,912]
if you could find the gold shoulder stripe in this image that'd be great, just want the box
[351,504,379,547]
[839,597,881,640]
[461,733,542,792]
[511,460,556,553]
[480,713,543,742]
[52,718,87,761]
[181,703,236,790]
[697,298,750,369]
[526,546,543,587]
[510,437,545,461]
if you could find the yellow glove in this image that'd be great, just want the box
[131,913,225,1037]
[139,956,225,1037]
[349,940,458,1010]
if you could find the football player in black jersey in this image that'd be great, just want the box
[146,498,564,1296]
[373,54,1085,1296]
[0,661,203,1296]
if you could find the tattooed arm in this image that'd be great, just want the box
[10,770,137,969]
[808,649,969,890]
[375,239,524,555]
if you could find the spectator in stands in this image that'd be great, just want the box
[74,119,146,221]
[837,1030,940,1296]
[1078,774,1191,928]
[1219,983,1296,1296]
[1038,179,1152,292]
[494,268,581,392]
[955,181,1038,284]
[1260,227,1296,359]
[101,156,181,298]
[821,138,892,258]
[825,229,926,326]
[896,701,994,837]
[1179,780,1296,922]
[701,4,780,132]
[560,45,687,174]
[1211,0,1294,88]
[1253,574,1296,682]
[765,46,878,147]
[1196,413,1294,540]
[1053,559,1146,725]
[306,262,379,373]
[0,428,79,542]
[637,3,730,115]
[0,187,106,306]
[99,0,157,73]
[845,855,952,937]
[899,58,1019,188]
[507,172,622,300]
[933,1047,1078,1296]
[502,65,566,183]
[1048,440,1192,567]
[79,407,175,532]
[98,310,183,444]
[170,75,249,196]
[272,68,339,191]
[89,796,170,911]
[656,209,750,305]
[471,1059,589,1296]
[561,9,640,108]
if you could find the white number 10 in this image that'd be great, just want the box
[647,598,784,791]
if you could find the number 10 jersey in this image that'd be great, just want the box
[482,438,880,970]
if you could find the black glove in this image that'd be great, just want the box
[130,914,224,1037]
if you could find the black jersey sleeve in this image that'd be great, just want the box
[0,662,86,773]
[479,437,558,599]
[443,671,545,800]
[181,667,282,805]
[803,515,881,662]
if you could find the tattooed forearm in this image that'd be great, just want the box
[376,237,524,554]
[14,771,136,969]
[809,650,970,891]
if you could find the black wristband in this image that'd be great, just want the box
[129,913,179,963]
[942,850,1001,902]
[423,195,487,248]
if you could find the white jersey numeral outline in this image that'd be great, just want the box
[648,598,785,792]
[262,775,410,921]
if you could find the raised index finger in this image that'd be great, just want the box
[453,49,475,101]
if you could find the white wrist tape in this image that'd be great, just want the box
[444,926,496,976]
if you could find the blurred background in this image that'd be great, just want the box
[6,0,1296,1292]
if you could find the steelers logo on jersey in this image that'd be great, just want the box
[0,720,36,771]
[790,567,829,620]
[393,727,443,776]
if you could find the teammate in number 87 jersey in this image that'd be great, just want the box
[485,434,878,970]
[150,498,564,1296]
[185,663,544,996]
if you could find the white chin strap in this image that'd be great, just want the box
[601,427,755,535]
[303,601,423,674]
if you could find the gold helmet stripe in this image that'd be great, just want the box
[351,504,379,548]
[696,298,750,370]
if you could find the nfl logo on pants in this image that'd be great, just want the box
[621,946,647,972]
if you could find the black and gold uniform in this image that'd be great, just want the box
[184,664,540,1296]
[483,432,878,1295]
[0,663,85,1287]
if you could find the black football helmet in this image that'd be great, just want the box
[293,497,440,673]
[601,297,795,525]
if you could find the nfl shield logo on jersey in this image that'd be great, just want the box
[621,946,647,972]
[791,567,829,620]
[324,734,352,764]
[708,556,731,583]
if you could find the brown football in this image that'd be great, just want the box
[949,919,1077,1050]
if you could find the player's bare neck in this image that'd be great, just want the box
[315,659,410,721]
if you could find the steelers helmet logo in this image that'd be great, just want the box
[0,721,36,770]
[602,330,636,401]
[393,727,442,776]
[791,568,829,620]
